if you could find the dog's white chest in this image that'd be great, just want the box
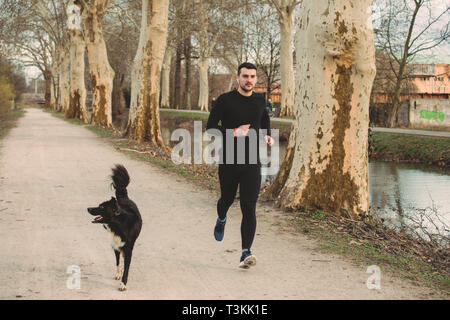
[105,226,125,250]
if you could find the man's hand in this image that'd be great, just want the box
[265,135,274,146]
[234,124,250,137]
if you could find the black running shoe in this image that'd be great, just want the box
[214,217,226,241]
[239,250,257,269]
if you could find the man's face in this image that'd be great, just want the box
[237,68,257,92]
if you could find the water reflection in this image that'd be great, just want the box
[369,161,450,236]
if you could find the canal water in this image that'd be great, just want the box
[161,125,450,237]
[369,161,450,236]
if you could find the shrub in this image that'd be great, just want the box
[0,75,15,115]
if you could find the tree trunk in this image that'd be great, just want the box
[266,77,272,102]
[261,120,297,201]
[50,55,60,110]
[112,72,125,118]
[184,35,192,110]
[196,0,210,112]
[127,0,169,146]
[59,48,70,113]
[66,26,88,122]
[51,68,59,110]
[50,76,56,109]
[386,61,407,127]
[198,58,209,111]
[174,29,183,109]
[43,69,52,109]
[228,74,235,91]
[386,1,421,128]
[278,8,295,117]
[83,0,115,127]
[161,45,173,109]
[272,0,376,217]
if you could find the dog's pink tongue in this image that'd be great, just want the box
[94,216,103,222]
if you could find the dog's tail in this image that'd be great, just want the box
[111,164,130,200]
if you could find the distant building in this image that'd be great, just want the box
[253,83,281,103]
[370,55,450,129]
[372,55,450,103]
[407,63,450,97]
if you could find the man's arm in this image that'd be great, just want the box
[261,103,274,146]
[261,106,271,137]
[206,95,224,134]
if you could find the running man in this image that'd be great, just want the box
[206,62,274,269]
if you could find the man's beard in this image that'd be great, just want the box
[239,82,254,92]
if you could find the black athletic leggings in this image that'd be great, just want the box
[217,164,261,250]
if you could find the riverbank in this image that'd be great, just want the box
[370,131,450,167]
[41,107,449,296]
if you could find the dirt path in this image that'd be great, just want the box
[0,108,441,300]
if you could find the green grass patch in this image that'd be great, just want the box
[43,108,87,126]
[160,109,209,120]
[311,211,332,220]
[0,108,26,139]
[85,125,115,137]
[43,108,65,119]
[372,132,450,165]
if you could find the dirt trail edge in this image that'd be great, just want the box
[0,108,440,299]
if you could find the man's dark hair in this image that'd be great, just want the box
[237,62,257,75]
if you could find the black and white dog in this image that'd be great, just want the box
[88,165,142,291]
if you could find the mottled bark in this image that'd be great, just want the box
[161,46,173,109]
[66,24,88,122]
[59,48,70,113]
[50,64,59,110]
[127,0,169,146]
[82,0,115,127]
[43,69,52,109]
[273,0,376,217]
[50,53,60,111]
[198,58,209,111]
[278,9,295,117]
[196,0,213,111]
[261,121,297,201]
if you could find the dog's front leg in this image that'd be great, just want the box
[114,250,123,280]
[119,247,133,291]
